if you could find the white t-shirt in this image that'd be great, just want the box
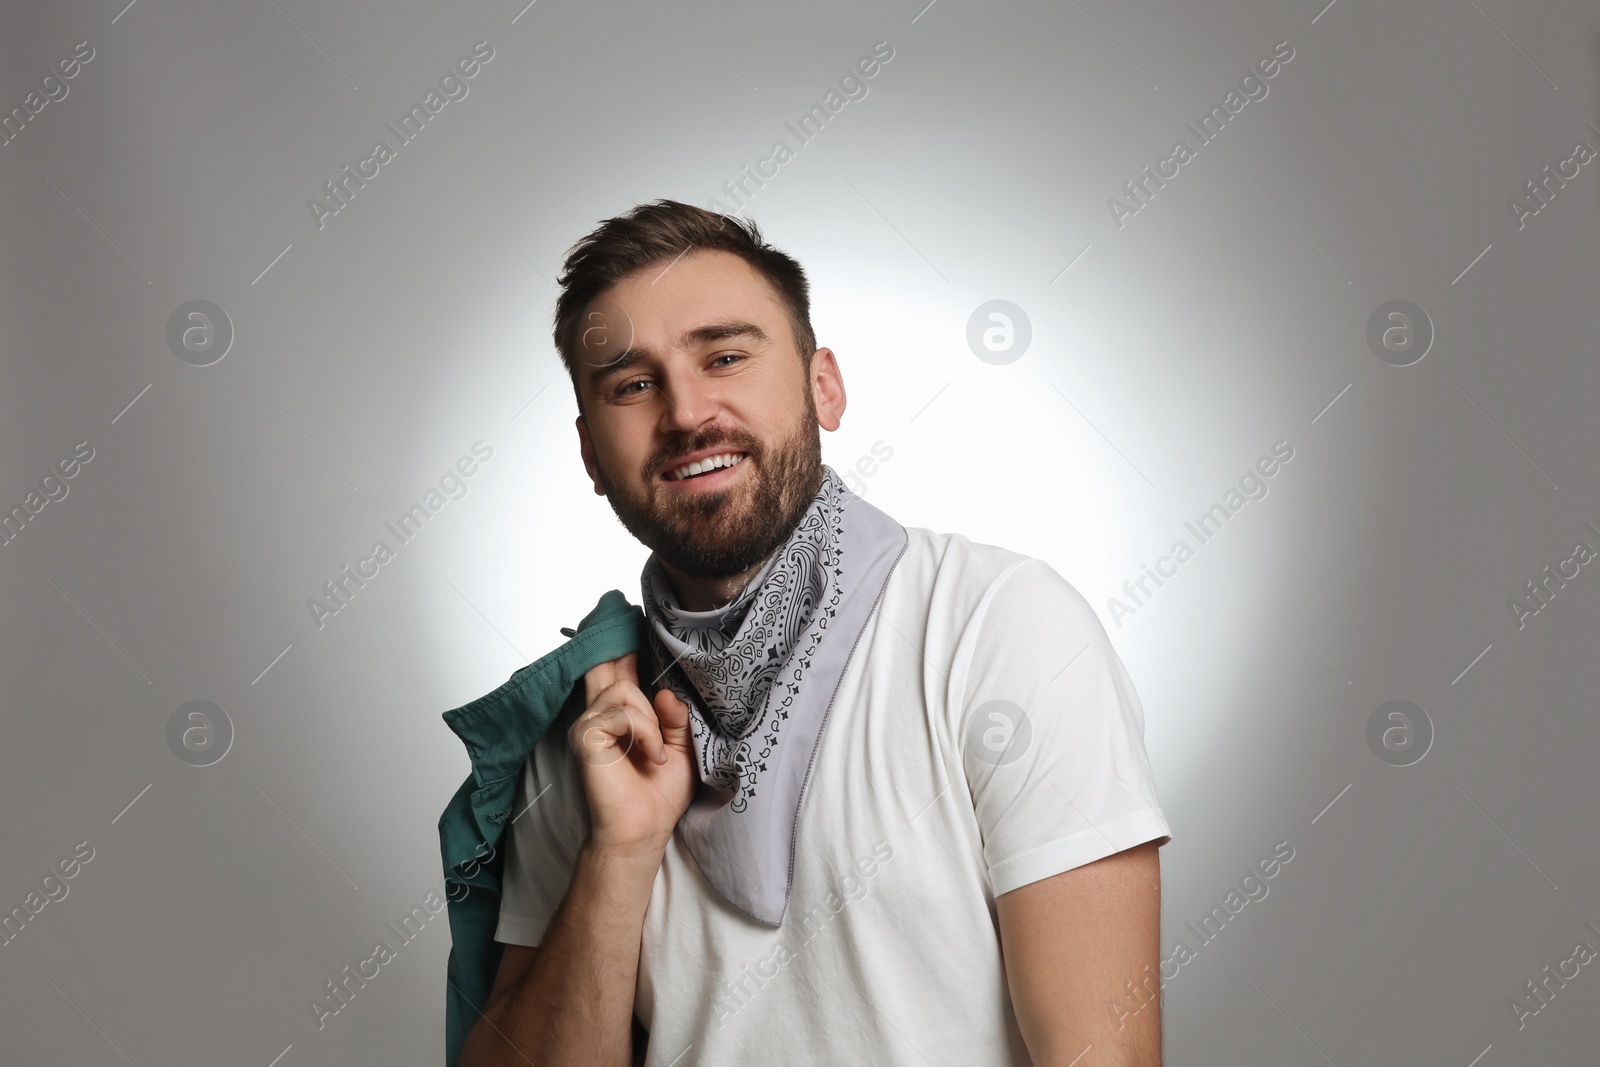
[495,527,1172,1065]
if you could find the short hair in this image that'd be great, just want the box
[552,199,817,415]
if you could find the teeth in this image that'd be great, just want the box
[670,452,744,481]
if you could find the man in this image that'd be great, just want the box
[459,200,1171,1066]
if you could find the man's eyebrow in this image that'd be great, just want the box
[588,349,644,388]
[683,320,768,347]
[586,321,770,388]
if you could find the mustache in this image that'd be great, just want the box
[643,428,761,476]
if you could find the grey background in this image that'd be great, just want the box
[1,0,1597,1063]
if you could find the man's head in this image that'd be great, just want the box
[552,200,846,589]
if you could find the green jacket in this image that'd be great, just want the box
[437,588,652,1067]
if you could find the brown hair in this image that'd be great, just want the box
[552,199,817,416]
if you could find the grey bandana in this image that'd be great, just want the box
[640,462,907,925]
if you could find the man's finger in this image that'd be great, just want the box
[571,706,635,767]
[592,677,657,738]
[613,650,640,688]
[610,694,665,765]
[584,651,637,705]
[571,691,664,767]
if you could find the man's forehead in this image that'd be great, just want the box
[581,257,780,356]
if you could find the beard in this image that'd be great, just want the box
[595,391,824,579]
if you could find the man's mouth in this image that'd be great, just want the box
[663,451,748,482]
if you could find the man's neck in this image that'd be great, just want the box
[658,552,775,612]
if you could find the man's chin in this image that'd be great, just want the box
[648,506,782,576]
[602,444,815,574]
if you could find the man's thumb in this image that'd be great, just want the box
[655,687,691,738]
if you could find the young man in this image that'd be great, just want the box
[459,200,1172,1066]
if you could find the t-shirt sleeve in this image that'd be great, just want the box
[494,721,591,947]
[957,556,1172,899]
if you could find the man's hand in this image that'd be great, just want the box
[568,651,694,858]
[462,653,692,1067]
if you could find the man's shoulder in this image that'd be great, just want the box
[895,526,1101,633]
[898,526,1059,595]
[511,690,591,846]
[901,525,1034,578]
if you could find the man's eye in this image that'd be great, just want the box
[616,379,650,396]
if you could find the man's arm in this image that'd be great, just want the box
[996,839,1164,1066]
[460,650,694,1067]
[459,839,662,1066]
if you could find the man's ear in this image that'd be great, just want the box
[810,347,846,430]
[572,419,601,499]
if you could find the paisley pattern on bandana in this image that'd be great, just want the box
[641,466,845,812]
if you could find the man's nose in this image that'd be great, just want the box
[656,365,724,432]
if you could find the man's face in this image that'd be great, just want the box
[574,249,841,579]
